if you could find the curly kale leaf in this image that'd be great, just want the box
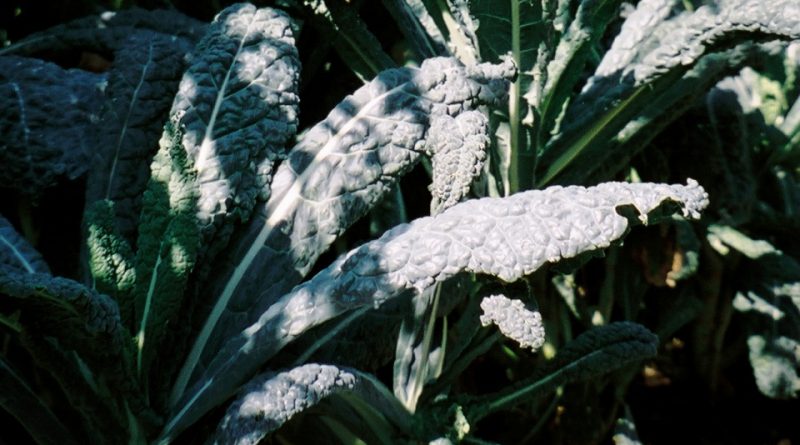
[0,56,103,197]
[85,31,193,246]
[0,7,205,57]
[84,200,137,327]
[176,57,515,403]
[0,265,127,368]
[167,3,300,267]
[427,110,489,214]
[214,363,411,445]
[133,4,300,381]
[539,0,800,186]
[479,294,545,352]
[0,215,49,274]
[164,179,707,437]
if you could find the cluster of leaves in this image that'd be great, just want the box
[0,0,798,444]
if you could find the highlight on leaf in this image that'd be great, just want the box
[479,294,545,352]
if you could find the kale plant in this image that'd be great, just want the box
[0,1,798,444]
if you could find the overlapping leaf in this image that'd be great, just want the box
[163,179,707,438]
[176,56,515,402]
[132,3,300,381]
[85,31,193,245]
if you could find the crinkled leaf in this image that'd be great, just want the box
[479,293,545,351]
[85,31,193,245]
[0,215,49,274]
[0,8,205,56]
[0,356,79,445]
[539,0,800,185]
[427,110,489,213]
[84,200,137,327]
[167,3,300,267]
[0,56,103,197]
[165,179,707,436]
[176,56,515,403]
[213,364,411,445]
[0,265,126,368]
[134,3,300,380]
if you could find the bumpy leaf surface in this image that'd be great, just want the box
[179,56,515,400]
[0,215,49,274]
[539,0,800,186]
[0,265,125,368]
[85,31,193,245]
[0,56,103,196]
[166,179,707,436]
[480,294,545,351]
[427,110,489,214]
[134,3,300,378]
[84,200,137,326]
[168,3,300,265]
[0,8,205,56]
[215,363,409,445]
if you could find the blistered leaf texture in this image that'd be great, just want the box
[480,294,545,351]
[0,8,205,56]
[0,56,103,197]
[134,3,300,380]
[0,216,49,274]
[588,0,676,84]
[85,31,193,244]
[0,265,125,366]
[169,3,300,265]
[427,110,489,214]
[169,179,707,435]
[179,56,515,400]
[84,200,137,326]
[216,364,358,445]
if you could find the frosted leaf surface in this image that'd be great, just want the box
[170,179,708,434]
[480,294,545,351]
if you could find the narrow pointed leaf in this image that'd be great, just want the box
[167,179,707,435]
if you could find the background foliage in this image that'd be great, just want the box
[1,0,799,444]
